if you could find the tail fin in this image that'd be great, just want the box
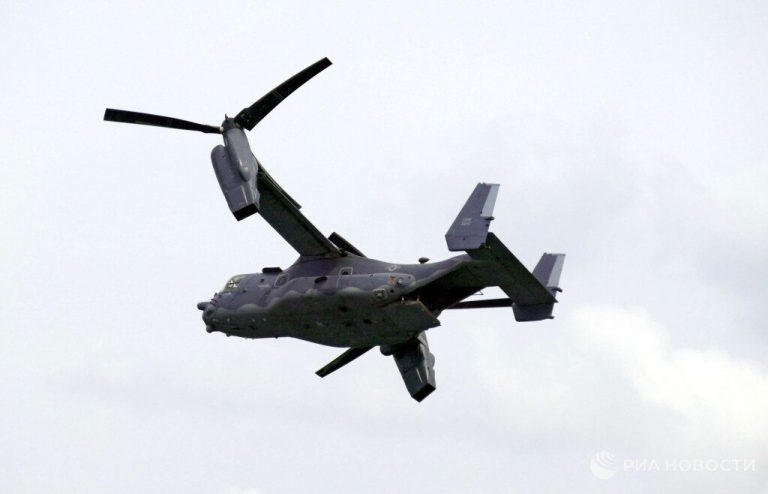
[445,183,499,251]
[511,253,565,321]
[532,253,565,294]
[447,183,566,322]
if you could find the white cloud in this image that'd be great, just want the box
[575,305,768,452]
[3,2,768,493]
[221,488,263,494]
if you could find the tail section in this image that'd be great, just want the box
[510,252,564,321]
[446,183,566,321]
[445,183,499,251]
[532,253,565,294]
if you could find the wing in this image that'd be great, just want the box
[256,165,341,257]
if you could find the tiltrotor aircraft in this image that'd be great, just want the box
[104,58,565,402]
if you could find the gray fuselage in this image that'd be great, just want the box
[200,254,470,347]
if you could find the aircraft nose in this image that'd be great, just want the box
[199,302,218,332]
[202,306,215,322]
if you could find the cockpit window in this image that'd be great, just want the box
[222,275,246,291]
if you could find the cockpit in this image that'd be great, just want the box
[222,274,246,292]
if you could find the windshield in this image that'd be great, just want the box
[222,275,246,292]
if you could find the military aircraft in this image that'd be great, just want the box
[104,58,565,402]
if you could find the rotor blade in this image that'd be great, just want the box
[104,109,222,134]
[315,346,372,378]
[235,57,332,131]
[447,298,513,309]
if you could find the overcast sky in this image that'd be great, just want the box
[2,1,768,493]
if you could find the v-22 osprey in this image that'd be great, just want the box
[104,58,565,401]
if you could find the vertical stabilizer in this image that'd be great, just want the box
[532,253,565,296]
[445,183,500,251]
[511,253,566,322]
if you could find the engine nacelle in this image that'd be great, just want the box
[381,332,436,402]
[211,143,260,221]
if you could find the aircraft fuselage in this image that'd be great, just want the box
[199,254,466,347]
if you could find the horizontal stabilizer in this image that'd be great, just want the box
[445,183,499,251]
[467,234,565,321]
[316,346,373,377]
[447,298,512,309]
[468,233,556,306]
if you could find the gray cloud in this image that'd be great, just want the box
[2,1,767,493]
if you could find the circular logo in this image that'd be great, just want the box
[590,451,617,480]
